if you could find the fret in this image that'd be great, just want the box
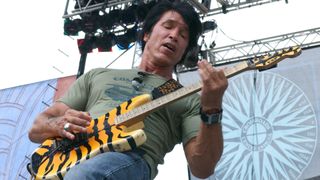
[127,110,133,119]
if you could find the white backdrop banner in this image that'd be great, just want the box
[0,76,75,180]
[0,79,57,179]
[183,47,320,180]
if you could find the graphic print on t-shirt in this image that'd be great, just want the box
[104,76,154,108]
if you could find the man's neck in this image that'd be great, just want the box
[138,60,174,80]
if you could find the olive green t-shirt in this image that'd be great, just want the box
[58,68,201,179]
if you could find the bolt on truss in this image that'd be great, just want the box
[177,27,320,73]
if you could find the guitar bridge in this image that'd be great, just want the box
[53,133,89,153]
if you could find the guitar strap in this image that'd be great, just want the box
[152,79,183,99]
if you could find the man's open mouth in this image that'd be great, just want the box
[163,43,176,52]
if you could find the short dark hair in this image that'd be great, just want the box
[138,0,202,65]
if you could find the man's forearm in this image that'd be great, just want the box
[186,122,223,179]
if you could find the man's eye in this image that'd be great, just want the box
[180,32,187,39]
[163,22,173,28]
[164,25,172,29]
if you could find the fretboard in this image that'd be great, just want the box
[115,61,249,125]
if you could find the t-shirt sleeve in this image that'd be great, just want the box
[181,94,201,145]
[56,69,98,111]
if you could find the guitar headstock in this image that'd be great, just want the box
[248,46,302,71]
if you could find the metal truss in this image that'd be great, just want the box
[177,27,320,73]
[63,0,141,18]
[62,0,286,18]
[61,0,289,38]
[206,0,286,16]
[63,0,303,73]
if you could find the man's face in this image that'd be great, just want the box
[143,11,189,67]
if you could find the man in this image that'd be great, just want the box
[28,1,228,179]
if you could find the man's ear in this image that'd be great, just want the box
[143,33,150,41]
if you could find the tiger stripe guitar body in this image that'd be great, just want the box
[29,94,152,180]
[28,46,302,179]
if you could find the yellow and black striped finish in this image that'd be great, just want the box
[29,94,152,179]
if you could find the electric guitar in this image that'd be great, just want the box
[28,46,302,179]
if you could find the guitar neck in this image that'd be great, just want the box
[115,61,250,125]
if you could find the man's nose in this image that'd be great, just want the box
[169,29,179,41]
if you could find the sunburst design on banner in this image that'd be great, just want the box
[214,72,317,180]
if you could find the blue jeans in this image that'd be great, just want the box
[64,151,150,180]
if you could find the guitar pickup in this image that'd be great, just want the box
[54,133,89,153]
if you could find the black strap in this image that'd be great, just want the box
[151,79,183,99]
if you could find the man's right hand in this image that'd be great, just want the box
[53,109,91,140]
[28,102,91,143]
